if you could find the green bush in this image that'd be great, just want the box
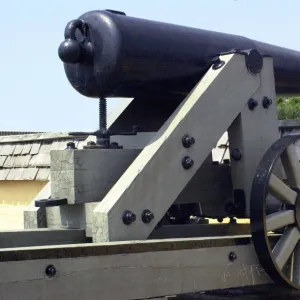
[277,97,300,120]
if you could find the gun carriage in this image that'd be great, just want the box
[2,9,300,299]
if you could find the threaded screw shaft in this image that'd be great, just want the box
[99,97,107,131]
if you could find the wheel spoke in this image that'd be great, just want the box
[293,243,300,285]
[269,174,297,205]
[281,145,300,188]
[273,227,300,270]
[266,210,295,232]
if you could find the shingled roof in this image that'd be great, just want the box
[0,133,87,181]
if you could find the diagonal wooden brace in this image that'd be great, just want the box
[92,53,269,242]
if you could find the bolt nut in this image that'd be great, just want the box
[230,149,242,161]
[229,252,237,262]
[262,97,272,109]
[182,135,195,148]
[45,265,56,277]
[248,98,258,110]
[182,156,194,170]
[122,210,136,225]
[142,209,154,224]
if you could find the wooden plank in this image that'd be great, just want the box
[21,143,32,155]
[0,235,251,261]
[0,241,271,300]
[279,119,300,129]
[36,168,50,180]
[30,143,41,155]
[0,229,86,248]
[21,168,38,180]
[24,182,51,229]
[92,53,261,242]
[149,224,250,239]
[13,144,23,155]
[51,149,140,204]
[227,57,279,216]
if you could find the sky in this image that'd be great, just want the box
[1,0,299,132]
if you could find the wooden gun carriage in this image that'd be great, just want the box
[2,9,300,299]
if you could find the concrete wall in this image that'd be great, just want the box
[0,180,48,205]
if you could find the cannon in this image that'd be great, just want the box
[58,9,300,98]
[2,8,300,300]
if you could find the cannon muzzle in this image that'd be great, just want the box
[58,9,300,99]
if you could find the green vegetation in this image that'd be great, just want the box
[277,97,300,120]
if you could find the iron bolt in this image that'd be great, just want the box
[229,252,237,262]
[45,265,56,277]
[122,210,136,225]
[231,149,242,161]
[182,156,194,170]
[182,135,195,148]
[217,217,224,223]
[66,142,76,150]
[142,209,154,224]
[248,98,258,110]
[212,56,225,70]
[262,97,272,109]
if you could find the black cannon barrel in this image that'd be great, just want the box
[58,9,300,99]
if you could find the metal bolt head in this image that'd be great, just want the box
[248,98,258,110]
[182,135,195,148]
[229,252,237,262]
[230,149,242,161]
[122,210,136,225]
[66,142,76,150]
[45,265,56,277]
[142,209,154,224]
[262,97,272,109]
[212,56,225,70]
[182,156,194,170]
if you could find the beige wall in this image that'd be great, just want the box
[0,180,48,205]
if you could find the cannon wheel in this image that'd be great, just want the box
[251,134,300,289]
